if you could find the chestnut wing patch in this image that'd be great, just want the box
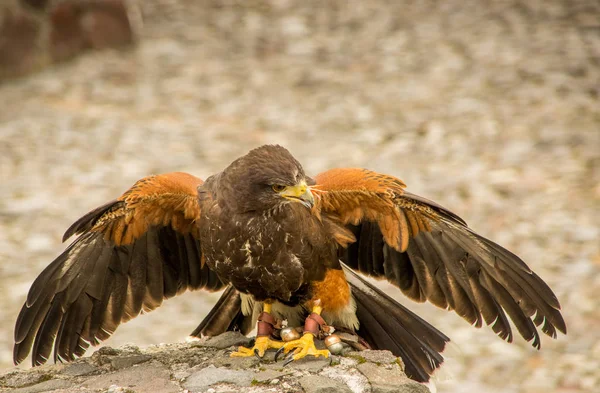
[14,172,225,366]
[313,168,566,350]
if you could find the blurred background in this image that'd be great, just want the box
[1,0,599,392]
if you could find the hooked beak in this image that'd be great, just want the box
[280,181,314,208]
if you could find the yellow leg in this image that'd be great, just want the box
[230,303,284,358]
[276,305,330,364]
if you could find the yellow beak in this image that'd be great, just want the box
[280,181,314,208]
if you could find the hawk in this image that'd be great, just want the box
[13,145,566,382]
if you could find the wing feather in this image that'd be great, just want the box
[14,172,226,366]
[315,168,566,348]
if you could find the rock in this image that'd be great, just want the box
[183,365,254,392]
[210,354,260,370]
[81,362,178,393]
[252,369,292,383]
[287,355,331,372]
[194,331,253,349]
[0,343,429,392]
[12,379,72,393]
[110,354,152,370]
[299,374,353,393]
[0,341,427,393]
[1,371,47,389]
[357,363,430,393]
[62,362,98,376]
[347,350,399,366]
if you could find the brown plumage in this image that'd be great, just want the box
[14,145,566,383]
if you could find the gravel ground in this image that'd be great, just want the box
[1,1,599,392]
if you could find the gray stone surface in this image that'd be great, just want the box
[182,365,254,392]
[299,374,353,393]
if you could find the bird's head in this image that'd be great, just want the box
[217,145,315,213]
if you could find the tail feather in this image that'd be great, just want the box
[190,286,253,338]
[344,265,449,383]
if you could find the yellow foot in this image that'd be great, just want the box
[275,333,330,365]
[231,336,284,358]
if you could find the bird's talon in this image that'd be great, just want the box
[230,336,283,358]
[283,356,295,367]
[274,347,286,361]
[285,351,295,362]
[275,332,330,364]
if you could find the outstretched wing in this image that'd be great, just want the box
[14,172,225,366]
[312,168,566,349]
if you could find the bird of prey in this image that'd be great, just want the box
[13,145,566,382]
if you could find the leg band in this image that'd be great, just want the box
[257,311,280,337]
[303,313,326,336]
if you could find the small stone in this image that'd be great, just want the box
[120,344,142,354]
[298,375,352,393]
[94,346,121,356]
[183,365,254,392]
[111,354,152,370]
[63,362,98,376]
[271,378,280,384]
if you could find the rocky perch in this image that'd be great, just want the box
[1,332,430,393]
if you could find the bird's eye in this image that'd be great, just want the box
[272,185,286,192]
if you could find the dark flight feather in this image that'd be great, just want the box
[338,190,565,349]
[14,173,225,366]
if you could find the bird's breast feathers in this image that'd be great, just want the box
[199,204,333,302]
